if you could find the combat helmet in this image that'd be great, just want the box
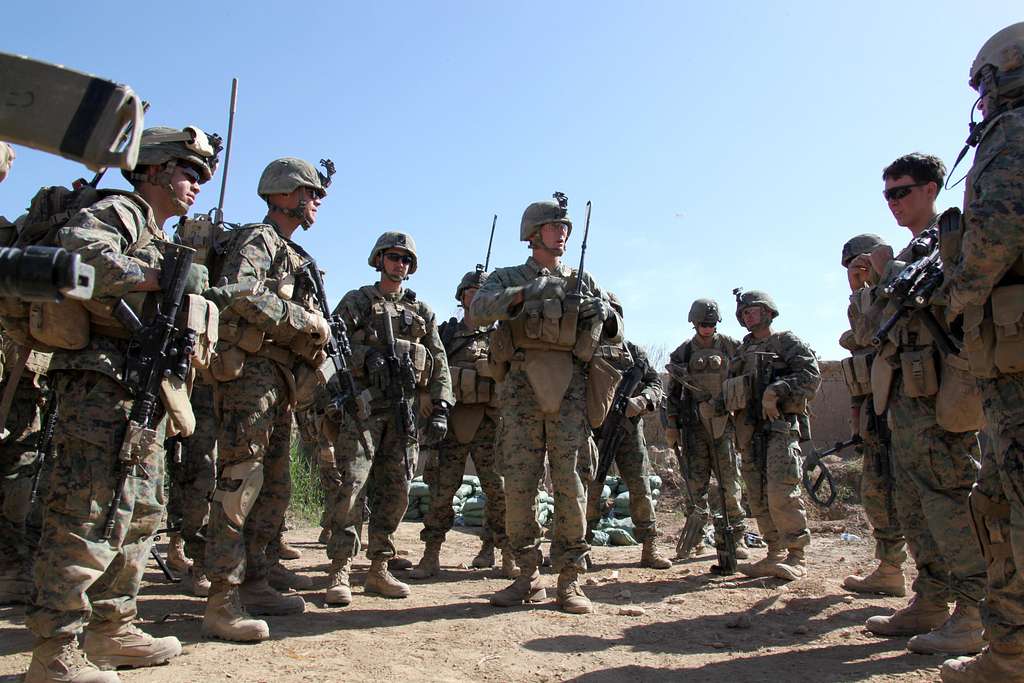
[455,268,488,302]
[841,233,886,267]
[125,126,220,184]
[369,231,418,274]
[688,298,721,326]
[520,191,572,242]
[258,158,334,228]
[970,22,1024,108]
[733,289,779,326]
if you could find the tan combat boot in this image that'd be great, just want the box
[240,577,306,615]
[202,582,270,642]
[472,539,495,568]
[865,593,950,636]
[490,567,546,606]
[82,622,181,670]
[738,547,786,578]
[908,601,985,655]
[277,539,302,560]
[165,533,191,574]
[734,534,751,560]
[268,562,314,591]
[364,558,411,598]
[772,549,807,581]
[941,646,1024,683]
[640,539,672,569]
[325,560,353,606]
[25,636,120,683]
[185,565,211,598]
[408,541,442,579]
[501,548,520,578]
[556,566,593,614]
[843,561,907,597]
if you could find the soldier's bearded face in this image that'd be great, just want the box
[884,175,934,229]
[539,222,568,255]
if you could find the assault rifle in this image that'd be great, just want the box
[748,350,777,481]
[802,436,860,508]
[594,358,646,484]
[380,309,418,478]
[667,362,711,559]
[101,242,196,542]
[710,451,739,576]
[29,392,58,504]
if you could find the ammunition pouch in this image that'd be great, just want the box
[962,303,997,378]
[992,284,1024,374]
[394,339,430,387]
[488,322,514,382]
[514,297,568,347]
[179,294,219,369]
[294,356,335,412]
[27,300,90,350]
[209,344,246,382]
[451,364,495,405]
[899,347,939,398]
[517,349,573,414]
[160,373,196,439]
[450,403,487,444]
[936,352,985,433]
[840,351,873,398]
[214,461,264,528]
[218,318,265,353]
[871,342,896,414]
[722,375,751,413]
[585,353,623,428]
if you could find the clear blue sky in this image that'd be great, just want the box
[3,1,1020,360]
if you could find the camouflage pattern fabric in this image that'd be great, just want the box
[167,380,216,570]
[677,420,745,524]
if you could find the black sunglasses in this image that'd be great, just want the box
[883,182,929,202]
[179,164,203,183]
[384,253,414,265]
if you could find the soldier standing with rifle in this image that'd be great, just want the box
[25,127,219,681]
[472,194,621,614]
[665,298,747,561]
[320,231,452,605]
[587,294,670,570]
[723,290,820,582]
[837,233,908,598]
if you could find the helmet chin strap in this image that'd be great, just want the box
[377,258,408,282]
[266,197,309,226]
[529,234,564,257]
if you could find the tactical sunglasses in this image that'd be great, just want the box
[883,182,929,202]
[178,164,203,183]
[383,253,414,265]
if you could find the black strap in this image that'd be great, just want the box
[60,78,117,158]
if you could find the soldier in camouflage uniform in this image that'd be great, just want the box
[859,153,986,656]
[320,231,452,606]
[586,294,671,569]
[24,126,219,681]
[837,234,908,598]
[939,23,1024,682]
[410,268,514,579]
[202,157,333,642]
[665,298,747,560]
[471,195,621,614]
[724,290,820,582]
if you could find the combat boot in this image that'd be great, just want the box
[866,593,950,637]
[318,527,331,545]
[908,601,985,655]
[734,535,751,560]
[202,582,270,642]
[490,567,546,606]
[941,646,1024,683]
[843,561,906,597]
[0,566,32,605]
[240,577,306,615]
[82,622,181,670]
[325,560,352,606]
[268,562,313,591]
[472,539,495,568]
[25,636,120,683]
[738,547,786,578]
[185,565,211,598]
[165,533,191,574]
[277,539,302,560]
[556,566,593,614]
[501,548,520,578]
[364,558,411,598]
[408,541,442,579]
[640,539,672,569]
[772,549,807,581]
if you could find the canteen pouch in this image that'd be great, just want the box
[992,284,1024,374]
[209,344,245,382]
[585,353,623,428]
[962,303,997,378]
[899,348,939,398]
[28,301,89,350]
[722,375,750,413]
[523,349,573,415]
[936,352,985,433]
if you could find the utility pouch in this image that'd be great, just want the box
[585,353,623,428]
[722,375,750,413]
[900,348,939,398]
[28,301,89,350]
[558,294,580,347]
[209,344,246,382]
[573,319,603,363]
[541,297,562,344]
[936,352,985,433]
[523,349,573,414]
[523,300,543,340]
[992,284,1024,374]
[160,373,196,438]
[962,304,997,378]
[179,294,219,369]
[840,352,873,398]
[459,366,479,403]
[487,323,513,382]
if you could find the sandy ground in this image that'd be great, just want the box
[0,501,949,683]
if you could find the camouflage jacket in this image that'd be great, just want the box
[600,339,662,407]
[333,284,453,409]
[665,332,738,425]
[840,286,887,407]
[728,330,821,413]
[439,316,497,407]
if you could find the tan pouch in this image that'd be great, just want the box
[992,284,1024,374]
[294,357,334,411]
[541,297,562,344]
[558,294,580,347]
[524,349,573,414]
[28,300,90,350]
[523,300,543,339]
[936,352,985,433]
[488,324,513,382]
[180,294,220,369]
[460,366,478,404]
[900,348,939,398]
[573,318,603,364]
[160,373,196,438]
[962,303,997,378]
[722,375,750,413]
[840,352,873,397]
[210,344,246,382]
[585,353,623,428]
[475,357,494,379]
[871,342,896,414]
[451,403,486,444]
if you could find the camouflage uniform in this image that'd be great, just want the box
[665,332,745,527]
[167,379,216,575]
[587,340,662,542]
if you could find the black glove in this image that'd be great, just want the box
[579,296,612,322]
[521,276,565,303]
[364,349,388,392]
[423,402,449,445]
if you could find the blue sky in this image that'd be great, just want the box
[2,1,1020,361]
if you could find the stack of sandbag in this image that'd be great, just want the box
[588,475,663,546]
[604,475,661,519]
[404,475,483,523]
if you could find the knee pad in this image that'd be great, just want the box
[967,484,1012,566]
[213,461,264,527]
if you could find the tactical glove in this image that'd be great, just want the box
[319,462,344,488]
[364,349,388,392]
[520,276,565,303]
[625,395,648,418]
[185,263,210,295]
[579,296,612,322]
[423,402,449,445]
[665,427,680,448]
[761,385,782,421]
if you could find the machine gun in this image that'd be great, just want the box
[100,242,196,542]
[802,436,860,508]
[380,309,418,478]
[594,360,646,484]
[0,246,95,302]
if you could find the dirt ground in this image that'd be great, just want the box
[0,500,949,683]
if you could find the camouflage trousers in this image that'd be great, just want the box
[738,416,810,552]
[888,386,986,605]
[421,411,507,548]
[587,418,658,542]
[0,371,47,572]
[26,371,166,638]
[676,419,745,527]
[974,373,1024,653]
[167,381,216,570]
[859,402,906,566]
[206,358,292,586]
[326,407,413,564]
[498,363,590,573]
